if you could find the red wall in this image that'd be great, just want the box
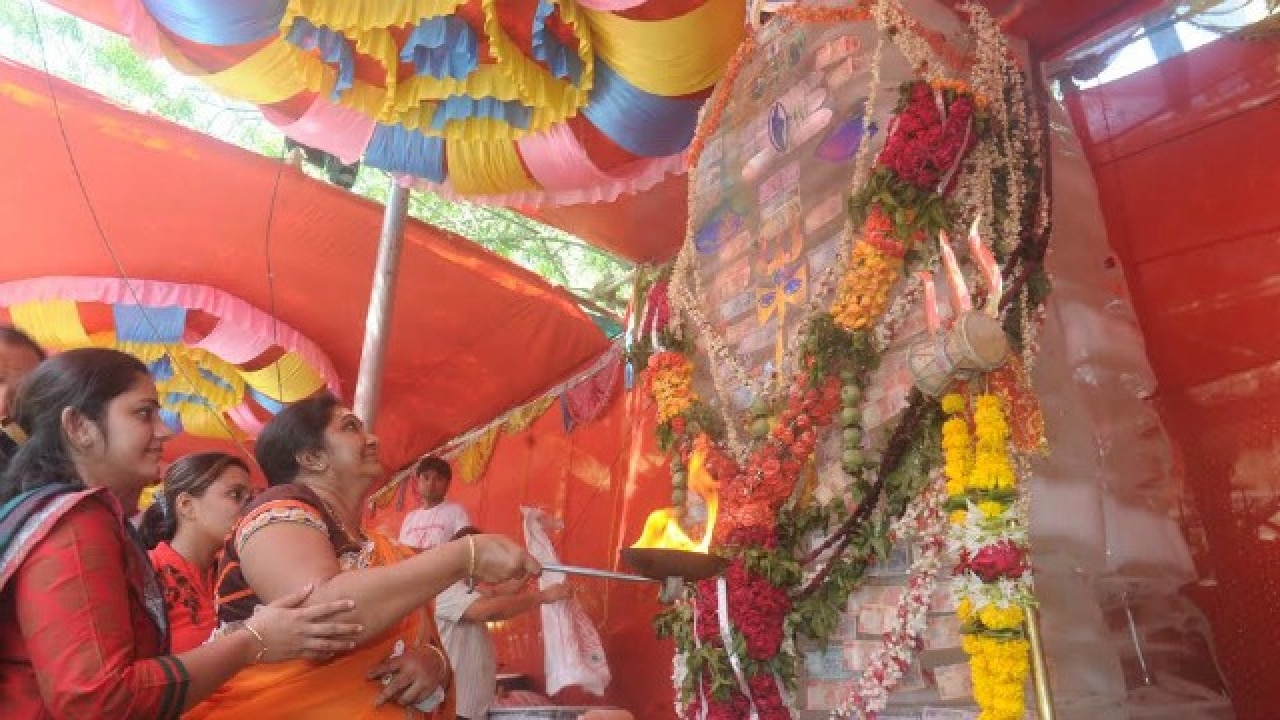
[1067,36,1280,718]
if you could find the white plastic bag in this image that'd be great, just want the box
[521,507,611,696]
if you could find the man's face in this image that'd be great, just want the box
[417,468,451,506]
[0,342,41,418]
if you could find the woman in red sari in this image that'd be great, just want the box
[140,452,255,653]
[0,348,363,719]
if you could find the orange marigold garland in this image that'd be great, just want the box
[645,351,697,423]
[831,206,907,331]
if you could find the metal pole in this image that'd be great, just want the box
[1026,605,1057,719]
[354,179,410,430]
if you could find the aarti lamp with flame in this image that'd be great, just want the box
[621,446,728,602]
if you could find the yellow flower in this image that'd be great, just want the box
[978,604,1024,630]
[957,597,975,623]
[950,509,968,525]
[963,634,1031,720]
[942,393,967,415]
[647,358,698,423]
[976,500,1006,518]
[974,394,1002,414]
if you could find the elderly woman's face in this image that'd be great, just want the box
[0,341,42,418]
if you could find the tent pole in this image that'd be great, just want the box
[354,179,410,431]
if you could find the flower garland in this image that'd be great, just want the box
[707,526,793,719]
[830,207,905,331]
[646,3,1050,718]
[836,472,947,718]
[942,392,1033,720]
[646,350,698,424]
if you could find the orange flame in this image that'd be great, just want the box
[631,447,720,553]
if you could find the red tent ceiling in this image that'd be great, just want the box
[0,57,611,472]
[39,0,1164,265]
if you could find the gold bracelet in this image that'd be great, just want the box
[465,535,477,592]
[1,418,27,445]
[243,623,268,664]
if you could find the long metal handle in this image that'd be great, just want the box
[541,562,656,584]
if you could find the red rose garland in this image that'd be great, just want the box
[879,82,977,192]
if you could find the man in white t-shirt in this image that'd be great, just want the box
[399,456,472,550]
[434,527,571,720]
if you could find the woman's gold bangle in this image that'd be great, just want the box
[428,643,451,683]
[243,622,268,664]
[465,535,477,592]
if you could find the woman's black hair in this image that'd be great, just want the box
[0,325,47,361]
[255,392,340,486]
[138,452,249,548]
[0,348,149,504]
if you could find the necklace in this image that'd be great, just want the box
[306,484,366,545]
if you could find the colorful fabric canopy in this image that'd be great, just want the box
[0,57,611,470]
[81,0,744,206]
[0,277,339,440]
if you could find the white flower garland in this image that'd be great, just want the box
[834,472,948,718]
[948,495,1036,611]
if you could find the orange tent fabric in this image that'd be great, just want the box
[0,56,610,472]
[370,385,681,719]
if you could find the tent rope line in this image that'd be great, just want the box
[21,0,261,469]
[367,338,625,507]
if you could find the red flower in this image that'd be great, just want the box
[748,673,788,718]
[961,540,1028,582]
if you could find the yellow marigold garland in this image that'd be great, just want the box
[645,351,697,423]
[942,392,1032,720]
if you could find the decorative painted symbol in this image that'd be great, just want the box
[768,101,789,152]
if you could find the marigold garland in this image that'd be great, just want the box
[649,3,1049,716]
[646,351,698,423]
[943,392,1033,720]
[831,207,906,331]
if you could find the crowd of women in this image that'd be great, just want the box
[0,326,544,718]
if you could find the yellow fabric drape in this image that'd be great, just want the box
[11,300,91,350]
[282,0,594,140]
[445,136,536,194]
[161,36,336,106]
[151,346,246,410]
[584,0,744,96]
[478,0,592,126]
[241,351,326,403]
[283,0,466,33]
[173,400,240,439]
[455,426,500,483]
[505,396,555,434]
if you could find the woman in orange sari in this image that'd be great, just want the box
[188,393,540,719]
